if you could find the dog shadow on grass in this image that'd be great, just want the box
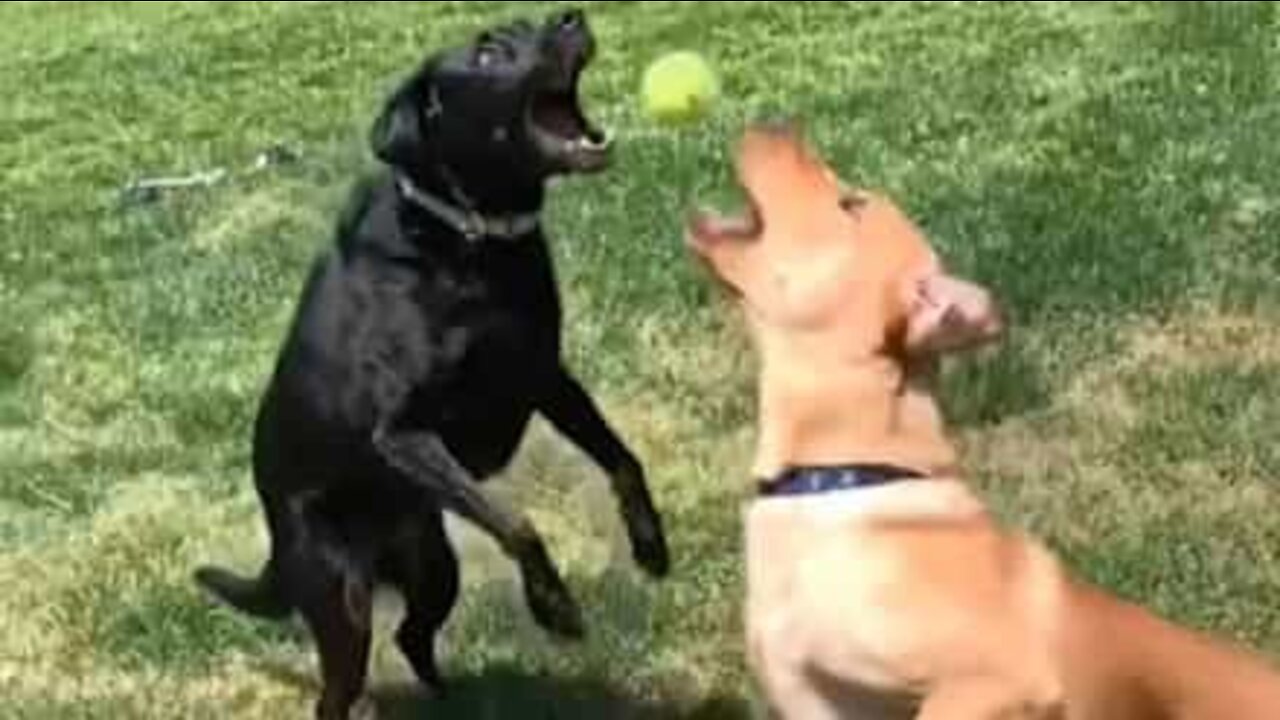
[257,661,752,720]
[371,667,752,720]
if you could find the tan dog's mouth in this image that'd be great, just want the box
[683,204,757,299]
[688,205,759,243]
[685,176,763,251]
[682,146,766,301]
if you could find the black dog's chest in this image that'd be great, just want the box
[439,256,560,364]
[451,300,557,381]
[413,275,560,475]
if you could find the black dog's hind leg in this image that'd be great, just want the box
[282,544,375,720]
[538,367,671,578]
[384,507,459,696]
[374,428,585,639]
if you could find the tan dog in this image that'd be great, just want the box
[685,122,1280,719]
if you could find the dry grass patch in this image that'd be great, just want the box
[957,306,1280,650]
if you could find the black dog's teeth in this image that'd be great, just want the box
[525,40,611,162]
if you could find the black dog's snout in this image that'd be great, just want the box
[544,9,592,63]
[546,8,588,45]
[556,10,584,31]
[532,9,592,82]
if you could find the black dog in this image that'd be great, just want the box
[195,10,669,719]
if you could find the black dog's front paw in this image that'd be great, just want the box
[614,463,671,579]
[628,512,671,579]
[524,568,585,639]
[519,544,585,639]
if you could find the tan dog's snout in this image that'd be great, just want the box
[686,122,1003,362]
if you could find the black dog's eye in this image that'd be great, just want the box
[557,10,584,30]
[475,34,496,66]
[473,32,515,68]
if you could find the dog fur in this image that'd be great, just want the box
[685,122,1280,719]
[194,11,669,719]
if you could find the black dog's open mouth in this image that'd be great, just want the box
[527,68,610,171]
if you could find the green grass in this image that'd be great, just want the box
[2,1,1278,716]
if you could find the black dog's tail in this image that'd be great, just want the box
[194,562,293,621]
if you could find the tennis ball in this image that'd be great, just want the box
[641,51,719,125]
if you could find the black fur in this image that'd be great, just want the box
[194,11,668,719]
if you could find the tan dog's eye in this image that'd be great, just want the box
[839,193,868,214]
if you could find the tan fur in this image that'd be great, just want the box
[688,123,1280,719]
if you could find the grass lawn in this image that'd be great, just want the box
[1,1,1277,717]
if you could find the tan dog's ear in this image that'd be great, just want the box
[900,273,1004,357]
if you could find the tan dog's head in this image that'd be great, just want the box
[687,123,1003,365]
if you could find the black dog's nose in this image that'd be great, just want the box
[556,9,584,31]
[541,8,593,69]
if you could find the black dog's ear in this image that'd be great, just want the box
[370,73,437,169]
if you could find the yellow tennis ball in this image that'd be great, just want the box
[641,51,719,126]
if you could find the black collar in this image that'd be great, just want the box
[756,464,926,498]
[396,174,541,243]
